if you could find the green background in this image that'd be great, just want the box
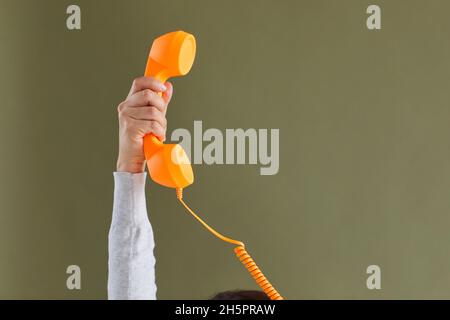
[1,0,450,299]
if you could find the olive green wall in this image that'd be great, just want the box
[1,0,450,299]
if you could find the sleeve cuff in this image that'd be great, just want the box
[112,172,148,225]
[113,171,147,188]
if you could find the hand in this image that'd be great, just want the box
[116,76,173,173]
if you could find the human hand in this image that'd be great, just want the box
[116,76,173,173]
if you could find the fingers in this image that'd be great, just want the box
[128,76,167,97]
[121,88,167,112]
[124,106,167,128]
[118,77,174,141]
[133,119,166,140]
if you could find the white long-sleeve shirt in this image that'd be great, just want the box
[108,172,156,300]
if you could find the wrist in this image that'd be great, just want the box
[116,156,146,173]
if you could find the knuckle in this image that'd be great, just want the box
[156,123,164,134]
[147,107,158,118]
[117,104,128,119]
[157,99,166,110]
[149,121,162,135]
[143,89,154,101]
[117,102,125,113]
[132,77,142,87]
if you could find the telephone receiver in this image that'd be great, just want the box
[143,30,196,189]
[141,31,283,300]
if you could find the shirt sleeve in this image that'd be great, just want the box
[108,172,157,300]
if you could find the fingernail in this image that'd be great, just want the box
[159,83,167,91]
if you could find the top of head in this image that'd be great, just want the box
[148,31,196,78]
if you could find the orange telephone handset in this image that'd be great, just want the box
[143,31,283,300]
[143,31,196,189]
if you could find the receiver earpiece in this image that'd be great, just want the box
[143,30,196,189]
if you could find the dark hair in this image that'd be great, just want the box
[210,290,269,300]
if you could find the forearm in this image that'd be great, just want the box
[108,172,157,300]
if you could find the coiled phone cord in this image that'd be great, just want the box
[176,188,284,300]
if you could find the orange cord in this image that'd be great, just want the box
[175,188,284,300]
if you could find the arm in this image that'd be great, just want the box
[108,77,173,300]
[108,172,156,299]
